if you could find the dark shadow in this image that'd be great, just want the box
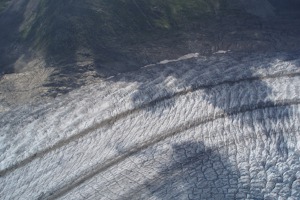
[0,0,31,74]
[120,141,239,199]
[270,0,300,11]
[1,0,224,96]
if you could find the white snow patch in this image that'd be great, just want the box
[214,50,231,54]
[159,53,199,64]
[143,53,199,68]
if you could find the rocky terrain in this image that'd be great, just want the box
[0,0,300,199]
[1,0,300,110]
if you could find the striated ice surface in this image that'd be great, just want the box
[0,52,300,199]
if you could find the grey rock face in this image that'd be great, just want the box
[238,0,275,18]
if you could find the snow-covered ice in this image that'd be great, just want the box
[0,52,300,199]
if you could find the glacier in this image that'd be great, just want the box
[0,51,300,199]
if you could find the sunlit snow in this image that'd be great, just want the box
[0,52,300,199]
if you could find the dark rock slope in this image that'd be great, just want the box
[0,0,300,109]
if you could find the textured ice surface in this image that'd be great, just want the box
[0,52,300,199]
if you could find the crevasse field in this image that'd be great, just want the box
[1,51,300,199]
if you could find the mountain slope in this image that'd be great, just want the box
[1,0,300,111]
[1,1,300,199]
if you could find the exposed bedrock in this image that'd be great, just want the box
[1,0,300,110]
